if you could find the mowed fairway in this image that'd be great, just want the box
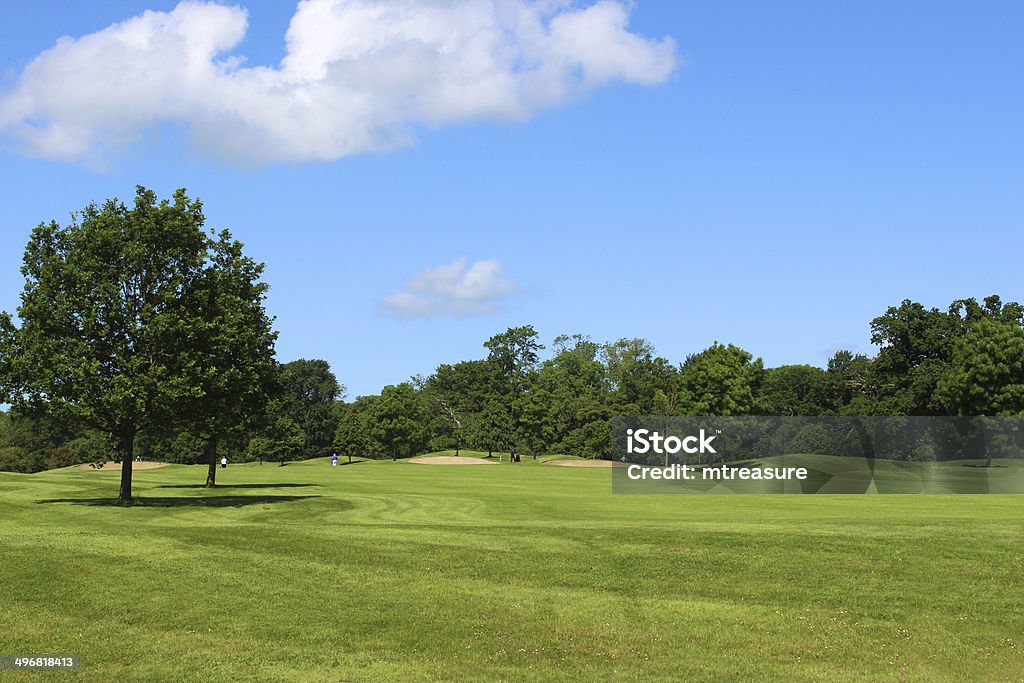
[1,458,1022,682]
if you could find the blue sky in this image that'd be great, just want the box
[1,1,1021,398]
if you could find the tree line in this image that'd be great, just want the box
[333,296,1024,462]
[2,188,1023,499]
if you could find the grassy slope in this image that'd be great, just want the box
[0,459,1022,682]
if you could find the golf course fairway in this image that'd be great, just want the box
[1,456,1022,681]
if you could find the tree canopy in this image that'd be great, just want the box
[0,187,277,498]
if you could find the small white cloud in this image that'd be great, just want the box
[0,0,678,166]
[379,258,515,319]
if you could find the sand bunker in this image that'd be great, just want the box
[408,456,496,465]
[545,459,618,468]
[75,461,169,471]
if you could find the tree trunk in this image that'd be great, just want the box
[205,435,219,487]
[117,428,136,503]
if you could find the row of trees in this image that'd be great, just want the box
[332,297,1024,461]
[2,188,1023,500]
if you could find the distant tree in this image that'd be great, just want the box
[520,335,609,457]
[485,325,544,384]
[759,365,830,415]
[45,445,80,470]
[825,350,876,412]
[134,427,205,465]
[424,361,504,413]
[558,419,612,460]
[276,359,344,458]
[246,413,305,465]
[513,380,556,458]
[0,410,38,473]
[66,430,118,467]
[870,299,960,414]
[333,403,372,462]
[601,338,678,414]
[0,187,212,501]
[421,359,508,454]
[545,335,608,424]
[0,408,81,473]
[935,318,1024,417]
[869,295,1024,415]
[370,383,427,460]
[0,448,21,473]
[948,295,1024,328]
[484,325,544,427]
[679,343,763,416]
[472,399,512,457]
[785,423,836,455]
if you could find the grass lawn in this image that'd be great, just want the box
[1,456,1022,681]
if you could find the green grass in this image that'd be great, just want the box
[1,459,1022,681]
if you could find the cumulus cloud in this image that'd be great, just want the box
[0,0,678,166]
[379,257,515,319]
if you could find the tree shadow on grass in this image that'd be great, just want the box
[154,483,322,490]
[35,494,322,508]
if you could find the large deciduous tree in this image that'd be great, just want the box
[0,187,276,501]
[188,231,278,486]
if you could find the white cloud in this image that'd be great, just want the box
[0,0,678,166]
[379,257,515,319]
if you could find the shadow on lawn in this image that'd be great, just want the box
[154,483,322,489]
[35,494,322,508]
